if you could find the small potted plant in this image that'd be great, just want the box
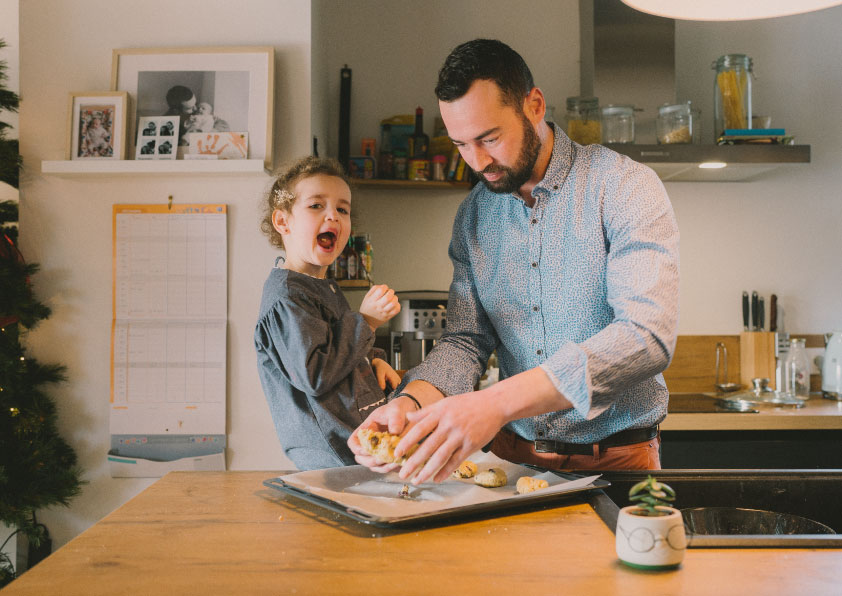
[615,475,686,569]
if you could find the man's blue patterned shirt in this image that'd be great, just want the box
[402,124,680,443]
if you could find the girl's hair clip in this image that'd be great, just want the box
[273,188,296,208]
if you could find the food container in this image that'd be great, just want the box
[601,105,635,144]
[565,96,601,145]
[656,103,694,144]
[408,158,430,181]
[431,155,447,181]
[713,54,753,135]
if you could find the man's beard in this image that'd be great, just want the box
[479,115,541,194]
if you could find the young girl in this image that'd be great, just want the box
[255,156,402,470]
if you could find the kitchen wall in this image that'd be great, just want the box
[10,0,842,554]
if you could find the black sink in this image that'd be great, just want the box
[587,469,842,547]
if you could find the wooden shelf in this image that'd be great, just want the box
[336,279,371,289]
[41,159,270,177]
[350,178,470,190]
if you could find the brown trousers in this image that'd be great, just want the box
[488,428,661,471]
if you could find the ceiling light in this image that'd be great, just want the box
[699,162,727,169]
[620,0,842,21]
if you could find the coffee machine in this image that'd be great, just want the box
[389,292,448,371]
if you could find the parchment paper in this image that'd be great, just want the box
[279,451,601,521]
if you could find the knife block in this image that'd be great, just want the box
[740,331,777,389]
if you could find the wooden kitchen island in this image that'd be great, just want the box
[2,471,840,595]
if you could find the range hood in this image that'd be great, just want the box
[578,0,811,182]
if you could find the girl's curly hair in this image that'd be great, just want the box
[260,156,350,250]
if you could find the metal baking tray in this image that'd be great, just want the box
[263,469,610,528]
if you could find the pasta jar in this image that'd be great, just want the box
[713,54,753,135]
[600,105,635,144]
[565,96,601,145]
[656,102,693,144]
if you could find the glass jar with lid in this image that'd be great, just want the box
[712,54,753,136]
[782,338,811,399]
[600,104,635,144]
[565,96,601,145]
[656,102,693,144]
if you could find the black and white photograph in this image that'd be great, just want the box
[135,116,179,160]
[111,47,274,167]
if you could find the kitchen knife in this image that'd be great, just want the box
[751,291,758,331]
[742,291,749,331]
[770,294,778,332]
[758,296,765,331]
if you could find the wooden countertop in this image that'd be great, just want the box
[3,471,840,594]
[663,394,842,431]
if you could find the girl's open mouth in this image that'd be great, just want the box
[317,231,336,251]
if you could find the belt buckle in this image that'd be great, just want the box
[534,439,555,453]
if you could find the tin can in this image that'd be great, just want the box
[408,158,430,181]
[431,155,447,181]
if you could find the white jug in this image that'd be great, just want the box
[822,331,842,400]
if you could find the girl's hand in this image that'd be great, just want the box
[371,358,401,391]
[360,284,401,331]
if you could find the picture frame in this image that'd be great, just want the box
[110,46,274,168]
[67,91,129,160]
[135,116,180,160]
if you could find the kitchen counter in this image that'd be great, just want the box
[3,471,840,594]
[663,394,842,431]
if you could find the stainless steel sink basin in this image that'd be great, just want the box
[587,469,842,547]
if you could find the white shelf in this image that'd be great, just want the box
[41,159,270,177]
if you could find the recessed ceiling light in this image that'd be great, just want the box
[699,162,727,169]
[621,0,842,21]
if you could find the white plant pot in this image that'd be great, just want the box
[616,505,686,569]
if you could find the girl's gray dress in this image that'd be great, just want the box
[255,267,388,470]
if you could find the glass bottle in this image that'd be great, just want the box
[346,237,358,280]
[713,54,753,136]
[408,107,429,159]
[782,338,810,399]
[656,102,693,144]
[600,105,635,144]
[565,96,601,145]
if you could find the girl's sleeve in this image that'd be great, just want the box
[255,289,374,397]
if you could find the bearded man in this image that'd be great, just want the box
[350,39,680,482]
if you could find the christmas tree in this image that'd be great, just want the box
[0,38,83,587]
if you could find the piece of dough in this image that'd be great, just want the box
[451,460,478,479]
[474,467,508,488]
[516,476,549,494]
[357,429,417,465]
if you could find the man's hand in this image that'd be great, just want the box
[360,284,400,331]
[371,358,400,391]
[395,389,507,485]
[347,396,418,473]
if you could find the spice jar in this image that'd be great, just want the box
[431,155,447,181]
[656,102,693,144]
[565,96,601,145]
[713,54,753,135]
[600,105,635,144]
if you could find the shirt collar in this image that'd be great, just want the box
[533,122,574,196]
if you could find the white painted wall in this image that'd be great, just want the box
[11,0,842,555]
[18,0,311,552]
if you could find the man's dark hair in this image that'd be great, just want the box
[435,39,534,109]
[165,85,194,109]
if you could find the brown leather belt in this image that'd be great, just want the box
[533,425,658,456]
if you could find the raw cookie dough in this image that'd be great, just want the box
[451,460,478,479]
[516,476,549,494]
[474,467,508,488]
[357,429,417,465]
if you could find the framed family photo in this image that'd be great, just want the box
[110,46,274,168]
[67,91,129,160]
[135,116,179,160]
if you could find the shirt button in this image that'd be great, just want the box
[553,185,558,190]
[537,430,544,437]
[537,349,543,355]
[531,218,538,224]
[531,262,537,268]
[532,306,539,312]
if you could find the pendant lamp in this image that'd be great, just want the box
[620,0,842,21]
